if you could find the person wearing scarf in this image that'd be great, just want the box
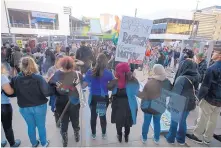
[107,63,139,143]
[82,53,114,140]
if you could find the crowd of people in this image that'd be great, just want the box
[1,40,221,147]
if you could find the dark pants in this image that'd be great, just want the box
[90,98,108,135]
[1,104,15,146]
[116,123,130,136]
[60,104,80,133]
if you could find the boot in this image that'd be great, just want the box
[117,134,122,143]
[125,135,129,143]
[74,130,80,142]
[61,132,68,147]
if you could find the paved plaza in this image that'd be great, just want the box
[1,70,221,147]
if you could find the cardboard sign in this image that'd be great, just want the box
[115,16,153,64]
[16,40,23,48]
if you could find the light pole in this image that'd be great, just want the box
[190,0,200,39]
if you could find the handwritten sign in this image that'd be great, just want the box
[16,40,23,48]
[115,16,153,64]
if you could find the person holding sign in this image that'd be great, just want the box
[165,59,200,145]
[138,64,172,144]
[108,63,139,143]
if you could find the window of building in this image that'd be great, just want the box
[8,9,59,30]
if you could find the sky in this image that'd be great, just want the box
[9,0,221,19]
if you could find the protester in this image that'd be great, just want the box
[138,64,172,144]
[195,53,207,83]
[48,56,82,146]
[82,53,114,139]
[1,64,21,147]
[186,41,221,145]
[108,63,139,143]
[165,59,199,145]
[10,57,52,147]
[46,55,64,127]
[11,46,23,75]
[157,52,165,66]
[173,49,180,70]
[42,48,55,74]
[76,41,95,74]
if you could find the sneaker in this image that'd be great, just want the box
[102,134,107,139]
[141,136,147,144]
[91,134,96,140]
[213,134,221,142]
[203,140,210,145]
[11,139,21,147]
[42,140,50,147]
[1,140,7,147]
[186,134,203,144]
[32,140,40,147]
[152,134,159,145]
[177,141,185,146]
[164,135,175,145]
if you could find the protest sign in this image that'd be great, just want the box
[16,40,23,48]
[115,16,153,64]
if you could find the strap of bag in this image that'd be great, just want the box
[183,76,199,101]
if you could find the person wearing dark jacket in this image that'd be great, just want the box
[165,59,200,145]
[11,57,52,147]
[11,46,23,74]
[76,41,95,74]
[196,53,208,83]
[139,64,172,144]
[42,48,55,74]
[157,52,165,66]
[49,56,82,147]
[186,41,221,145]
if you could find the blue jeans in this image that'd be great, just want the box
[142,113,162,141]
[19,104,47,146]
[165,111,189,144]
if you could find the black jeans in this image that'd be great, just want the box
[116,124,130,136]
[60,103,80,133]
[1,104,15,146]
[90,96,109,135]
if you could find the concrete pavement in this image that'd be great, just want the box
[1,70,221,147]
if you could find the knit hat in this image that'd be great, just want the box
[196,52,205,58]
[151,64,167,81]
[214,41,221,52]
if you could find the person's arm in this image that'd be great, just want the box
[37,75,54,97]
[1,75,14,95]
[75,49,80,60]
[198,68,213,100]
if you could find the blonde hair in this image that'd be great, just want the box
[1,64,8,75]
[20,57,39,75]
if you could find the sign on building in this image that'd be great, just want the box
[115,16,153,64]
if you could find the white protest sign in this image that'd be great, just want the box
[115,16,153,64]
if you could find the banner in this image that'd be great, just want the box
[32,11,56,19]
[115,16,153,64]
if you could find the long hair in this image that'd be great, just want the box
[20,57,39,75]
[92,53,108,77]
[1,64,8,75]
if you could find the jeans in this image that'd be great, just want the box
[1,104,15,146]
[19,103,47,146]
[142,113,162,141]
[166,111,189,144]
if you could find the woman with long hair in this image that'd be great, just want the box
[1,64,21,147]
[83,53,114,139]
[48,56,82,147]
[107,63,139,143]
[11,57,52,147]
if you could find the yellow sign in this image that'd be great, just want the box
[16,40,23,48]
[166,23,192,34]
